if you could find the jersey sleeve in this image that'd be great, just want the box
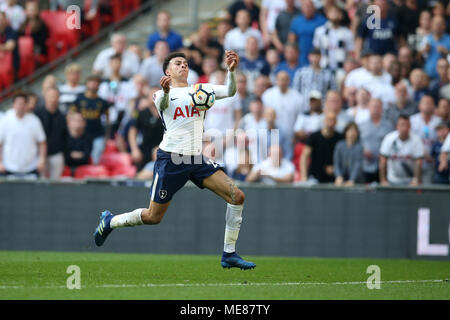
[209,70,237,100]
[152,90,167,111]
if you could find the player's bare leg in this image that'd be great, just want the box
[203,170,255,270]
[141,200,171,225]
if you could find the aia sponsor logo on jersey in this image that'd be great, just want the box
[173,105,201,120]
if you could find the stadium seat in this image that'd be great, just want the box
[61,166,72,177]
[82,0,101,37]
[18,37,36,79]
[109,165,137,178]
[292,142,305,182]
[0,52,14,91]
[101,0,125,24]
[99,152,132,171]
[41,10,81,61]
[74,165,109,179]
[104,140,120,154]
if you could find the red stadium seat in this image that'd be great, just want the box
[18,37,35,79]
[82,0,101,37]
[41,10,81,61]
[130,0,141,10]
[74,165,109,179]
[292,142,305,182]
[109,165,137,178]
[101,0,125,24]
[61,166,72,177]
[0,52,14,90]
[99,152,132,171]
[104,140,120,154]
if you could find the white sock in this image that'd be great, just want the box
[223,203,243,253]
[110,208,145,229]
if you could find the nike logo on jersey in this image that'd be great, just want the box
[170,98,178,101]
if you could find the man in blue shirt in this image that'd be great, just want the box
[357,0,401,58]
[146,11,183,55]
[273,42,300,86]
[288,0,326,67]
[420,15,450,80]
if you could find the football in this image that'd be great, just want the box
[188,83,215,111]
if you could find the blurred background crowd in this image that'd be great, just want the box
[0,0,450,187]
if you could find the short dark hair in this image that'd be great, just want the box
[12,91,28,102]
[85,74,102,84]
[162,52,187,75]
[343,122,360,140]
[309,48,321,55]
[110,53,122,61]
[397,114,410,122]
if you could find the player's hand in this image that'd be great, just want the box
[160,76,171,94]
[0,162,5,173]
[225,50,239,72]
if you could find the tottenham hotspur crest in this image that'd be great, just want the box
[159,190,168,199]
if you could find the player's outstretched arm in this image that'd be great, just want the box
[155,76,171,111]
[212,50,238,99]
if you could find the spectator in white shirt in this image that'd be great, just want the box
[344,51,372,89]
[262,70,303,160]
[379,115,425,186]
[98,54,136,135]
[294,90,324,143]
[410,95,442,184]
[239,98,270,164]
[259,0,286,47]
[361,54,395,107]
[0,92,47,177]
[224,9,263,57]
[139,40,169,88]
[323,90,351,134]
[93,33,140,80]
[1,0,25,31]
[58,63,85,114]
[346,87,371,126]
[246,144,294,184]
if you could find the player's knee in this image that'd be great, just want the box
[233,188,245,205]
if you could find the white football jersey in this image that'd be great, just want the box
[153,86,206,155]
[153,72,236,156]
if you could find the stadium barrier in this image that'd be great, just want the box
[0,180,449,260]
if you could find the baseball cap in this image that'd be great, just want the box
[309,90,322,100]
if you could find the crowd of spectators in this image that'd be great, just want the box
[1,0,450,187]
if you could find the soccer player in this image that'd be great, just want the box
[94,50,256,270]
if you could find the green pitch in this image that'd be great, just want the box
[0,251,449,300]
